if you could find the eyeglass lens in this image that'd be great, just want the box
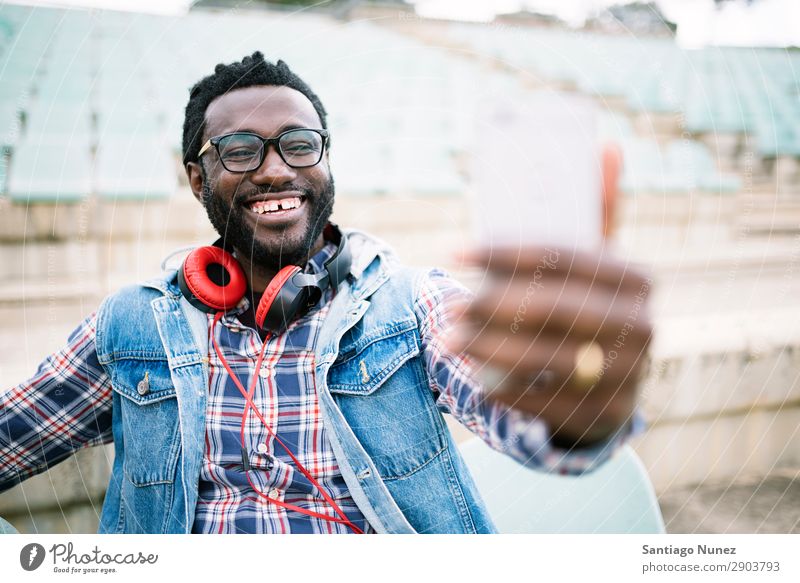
[216,129,324,171]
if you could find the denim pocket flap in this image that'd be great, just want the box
[110,359,180,487]
[111,359,176,405]
[328,324,420,395]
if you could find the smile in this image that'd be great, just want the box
[248,195,305,214]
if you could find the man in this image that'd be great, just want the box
[0,52,651,534]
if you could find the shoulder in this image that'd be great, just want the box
[342,227,473,300]
[415,266,474,304]
[342,227,402,276]
[98,273,176,318]
[95,273,178,353]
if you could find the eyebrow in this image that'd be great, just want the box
[222,124,312,137]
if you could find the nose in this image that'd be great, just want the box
[249,143,297,187]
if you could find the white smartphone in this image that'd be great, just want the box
[470,92,601,251]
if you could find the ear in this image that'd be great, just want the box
[186,161,205,205]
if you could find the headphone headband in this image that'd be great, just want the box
[322,222,352,289]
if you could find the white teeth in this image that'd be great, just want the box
[250,196,303,214]
[280,197,301,210]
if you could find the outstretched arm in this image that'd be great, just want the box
[415,268,645,475]
[0,313,113,492]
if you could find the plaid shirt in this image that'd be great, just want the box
[0,240,634,533]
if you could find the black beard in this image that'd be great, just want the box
[201,173,335,272]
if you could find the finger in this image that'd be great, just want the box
[446,326,576,378]
[601,142,622,239]
[463,246,649,293]
[463,278,653,344]
[447,324,650,390]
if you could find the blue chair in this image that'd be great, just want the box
[459,438,665,533]
[0,516,18,534]
[7,138,92,203]
[94,137,176,200]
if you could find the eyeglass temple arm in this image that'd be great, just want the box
[198,140,213,157]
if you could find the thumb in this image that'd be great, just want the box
[601,142,623,239]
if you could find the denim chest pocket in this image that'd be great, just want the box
[328,321,447,480]
[110,359,181,487]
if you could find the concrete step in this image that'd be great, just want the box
[658,467,800,533]
[634,406,800,493]
[0,445,112,530]
[0,190,213,243]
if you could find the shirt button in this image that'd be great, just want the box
[259,366,270,378]
[269,489,280,499]
[257,443,269,454]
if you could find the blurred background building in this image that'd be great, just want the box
[1,0,798,533]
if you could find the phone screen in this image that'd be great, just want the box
[470,92,601,251]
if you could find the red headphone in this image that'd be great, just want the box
[177,222,352,334]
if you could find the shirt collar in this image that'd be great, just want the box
[225,240,338,319]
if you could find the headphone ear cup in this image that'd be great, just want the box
[179,246,247,313]
[256,265,303,333]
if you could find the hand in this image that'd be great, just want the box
[445,144,653,447]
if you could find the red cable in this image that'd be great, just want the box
[211,312,364,534]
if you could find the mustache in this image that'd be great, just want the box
[233,184,314,205]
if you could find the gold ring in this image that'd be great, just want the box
[572,340,604,391]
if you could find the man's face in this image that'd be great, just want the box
[191,85,334,270]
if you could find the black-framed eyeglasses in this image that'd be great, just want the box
[198,128,329,172]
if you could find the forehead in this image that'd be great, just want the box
[204,85,321,137]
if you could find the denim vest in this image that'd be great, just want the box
[94,229,496,534]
